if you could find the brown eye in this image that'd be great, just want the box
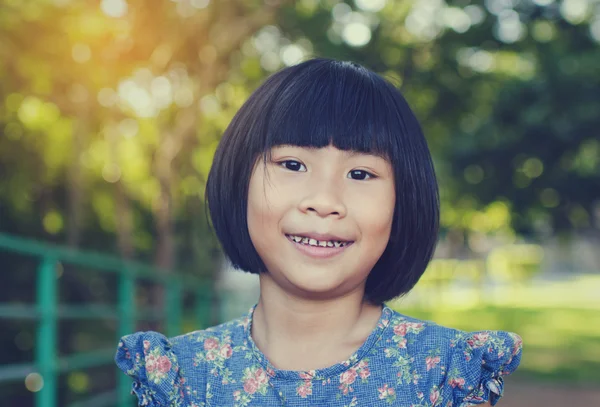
[348,169,375,180]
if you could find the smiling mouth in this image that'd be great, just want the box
[285,234,354,248]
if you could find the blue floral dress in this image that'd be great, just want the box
[115,304,522,406]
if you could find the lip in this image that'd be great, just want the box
[285,233,354,259]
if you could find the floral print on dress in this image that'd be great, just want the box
[377,383,396,403]
[143,342,173,384]
[115,305,523,407]
[338,359,371,396]
[193,331,239,385]
[295,371,315,398]
[115,333,184,407]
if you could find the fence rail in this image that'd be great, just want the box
[0,232,211,407]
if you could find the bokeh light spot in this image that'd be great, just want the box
[464,5,485,25]
[281,44,305,66]
[332,3,352,22]
[25,373,44,392]
[560,0,590,25]
[118,118,139,138]
[191,0,210,9]
[342,22,372,47]
[513,172,531,188]
[67,372,90,393]
[522,157,544,178]
[98,88,117,107]
[494,11,525,43]
[441,7,471,33]
[174,88,194,108]
[43,211,64,235]
[72,43,91,63]
[532,21,556,42]
[150,76,173,108]
[199,95,221,116]
[355,0,387,13]
[6,93,24,112]
[260,51,281,71]
[540,188,560,208]
[464,165,484,184]
[102,163,122,183]
[568,205,590,227]
[101,0,128,18]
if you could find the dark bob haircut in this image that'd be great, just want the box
[206,58,439,305]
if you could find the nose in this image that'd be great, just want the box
[298,182,347,219]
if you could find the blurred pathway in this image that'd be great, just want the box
[500,381,600,407]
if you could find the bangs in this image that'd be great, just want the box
[262,62,401,159]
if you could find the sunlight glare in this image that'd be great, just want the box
[281,44,305,66]
[191,0,210,8]
[560,0,590,24]
[355,0,387,13]
[342,22,372,47]
[100,0,128,18]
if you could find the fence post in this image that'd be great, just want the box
[36,257,57,407]
[166,279,182,338]
[117,266,135,407]
[195,282,210,330]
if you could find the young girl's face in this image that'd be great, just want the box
[247,144,396,300]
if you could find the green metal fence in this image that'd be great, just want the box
[0,232,212,407]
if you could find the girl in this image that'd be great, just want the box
[115,58,522,407]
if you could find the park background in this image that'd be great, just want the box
[0,0,599,406]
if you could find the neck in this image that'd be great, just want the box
[250,273,382,370]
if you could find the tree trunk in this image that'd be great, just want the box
[106,121,135,258]
[66,115,86,248]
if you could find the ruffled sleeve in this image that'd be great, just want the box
[446,330,523,406]
[115,331,183,406]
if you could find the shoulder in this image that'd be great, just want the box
[114,331,183,406]
[382,307,523,406]
[172,311,251,349]
[382,308,459,352]
[114,313,251,406]
[383,308,522,361]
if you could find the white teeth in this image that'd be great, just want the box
[288,235,350,248]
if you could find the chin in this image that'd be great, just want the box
[284,270,356,297]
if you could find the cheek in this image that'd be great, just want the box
[246,171,266,238]
[353,187,395,239]
[246,169,281,239]
[368,205,395,238]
